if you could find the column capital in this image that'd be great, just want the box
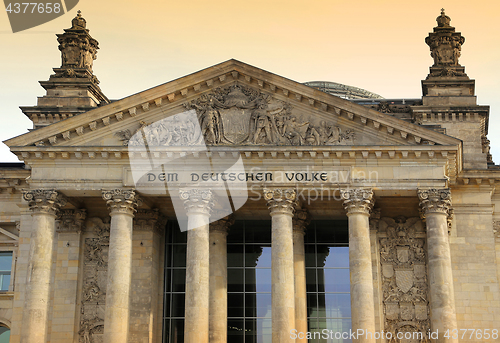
[102,189,140,216]
[179,188,214,216]
[57,209,86,233]
[210,214,234,235]
[263,188,297,216]
[23,189,67,216]
[417,188,452,217]
[293,209,310,235]
[341,188,374,216]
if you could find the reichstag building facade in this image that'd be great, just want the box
[0,9,499,343]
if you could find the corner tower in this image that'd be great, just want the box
[412,9,492,169]
[21,11,109,129]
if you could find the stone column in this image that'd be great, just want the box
[341,188,376,343]
[51,209,86,343]
[21,189,67,343]
[209,215,234,343]
[180,189,214,343]
[418,189,458,343]
[293,209,310,342]
[263,188,297,343]
[102,189,139,343]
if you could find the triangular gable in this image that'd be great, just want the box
[4,59,461,152]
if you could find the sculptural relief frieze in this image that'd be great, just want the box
[119,84,355,147]
[79,217,110,343]
[378,216,430,342]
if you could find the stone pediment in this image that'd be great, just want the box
[4,59,461,157]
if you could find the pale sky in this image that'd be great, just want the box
[1,0,499,163]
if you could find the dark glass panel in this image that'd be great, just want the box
[227,221,245,243]
[315,220,348,244]
[304,224,315,243]
[170,319,184,342]
[163,294,171,318]
[306,268,317,293]
[227,244,244,267]
[171,293,185,318]
[317,269,325,293]
[317,292,327,319]
[163,269,171,293]
[172,245,186,267]
[323,246,349,268]
[245,293,257,318]
[227,269,244,292]
[307,293,318,318]
[323,269,350,293]
[245,319,257,343]
[244,221,271,243]
[171,225,187,244]
[227,319,245,343]
[162,319,170,343]
[164,243,171,268]
[305,244,316,268]
[227,293,244,318]
[172,269,186,292]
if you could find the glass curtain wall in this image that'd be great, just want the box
[163,220,351,343]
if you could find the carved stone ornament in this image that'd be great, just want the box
[417,188,452,217]
[293,209,310,234]
[340,188,374,215]
[210,214,235,235]
[263,188,297,216]
[102,189,140,216]
[378,216,430,341]
[79,217,110,343]
[23,189,67,216]
[425,9,468,81]
[56,11,99,74]
[493,221,500,241]
[134,209,166,233]
[179,189,215,216]
[123,84,355,147]
[57,209,87,233]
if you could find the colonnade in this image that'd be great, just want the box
[19,187,458,343]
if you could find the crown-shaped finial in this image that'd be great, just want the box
[71,10,86,29]
[436,8,451,28]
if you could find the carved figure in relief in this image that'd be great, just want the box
[250,99,282,144]
[283,117,309,145]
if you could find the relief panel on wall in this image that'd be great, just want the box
[378,216,430,343]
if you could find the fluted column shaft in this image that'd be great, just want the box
[209,216,233,343]
[21,190,66,343]
[418,189,458,343]
[341,189,376,343]
[293,209,309,342]
[264,188,297,343]
[102,189,139,343]
[181,189,214,343]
